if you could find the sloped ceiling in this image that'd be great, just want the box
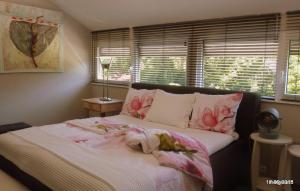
[49,0,300,31]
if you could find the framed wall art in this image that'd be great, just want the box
[0,1,63,73]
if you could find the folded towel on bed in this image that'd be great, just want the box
[125,128,167,153]
[125,127,213,191]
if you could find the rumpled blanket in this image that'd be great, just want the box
[125,127,213,191]
[66,118,213,190]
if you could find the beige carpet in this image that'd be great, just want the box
[0,170,29,191]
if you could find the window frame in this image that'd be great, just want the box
[94,47,131,85]
[200,39,279,97]
[277,13,300,102]
[92,28,131,86]
[91,12,300,103]
[281,40,300,101]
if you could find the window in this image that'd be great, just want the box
[201,15,280,97]
[91,12,300,102]
[91,28,130,83]
[287,40,300,95]
[132,25,189,86]
[283,11,300,101]
[132,14,281,97]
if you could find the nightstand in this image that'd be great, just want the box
[250,132,293,191]
[82,98,123,117]
[285,144,300,191]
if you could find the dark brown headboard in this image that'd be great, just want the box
[132,83,261,140]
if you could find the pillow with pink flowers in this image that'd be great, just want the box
[189,92,243,135]
[121,88,156,119]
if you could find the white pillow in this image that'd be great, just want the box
[121,88,156,119]
[145,90,195,128]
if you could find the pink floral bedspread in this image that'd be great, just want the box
[126,127,213,191]
[63,118,213,190]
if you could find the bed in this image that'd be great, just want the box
[0,83,260,191]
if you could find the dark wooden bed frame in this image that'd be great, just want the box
[0,83,261,191]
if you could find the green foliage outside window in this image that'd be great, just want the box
[140,56,187,86]
[109,56,131,81]
[100,56,131,82]
[136,55,277,97]
[287,55,300,94]
[100,44,300,98]
[204,56,276,97]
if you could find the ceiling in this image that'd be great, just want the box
[49,0,300,31]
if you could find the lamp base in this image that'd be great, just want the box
[99,97,112,102]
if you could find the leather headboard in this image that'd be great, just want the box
[131,83,261,140]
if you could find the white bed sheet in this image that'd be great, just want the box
[108,115,235,155]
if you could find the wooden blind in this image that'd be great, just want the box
[91,28,130,83]
[285,11,300,98]
[132,25,189,85]
[132,14,281,96]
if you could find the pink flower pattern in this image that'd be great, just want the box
[186,160,203,177]
[70,135,110,148]
[66,118,129,148]
[122,92,155,119]
[170,132,208,157]
[201,107,219,129]
[190,93,243,134]
[73,138,88,143]
[152,130,213,190]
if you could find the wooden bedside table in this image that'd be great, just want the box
[82,98,123,117]
[250,133,293,191]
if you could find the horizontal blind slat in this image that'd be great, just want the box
[285,11,300,97]
[92,28,131,82]
[133,13,280,95]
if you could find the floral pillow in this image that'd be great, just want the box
[189,93,243,134]
[121,88,156,119]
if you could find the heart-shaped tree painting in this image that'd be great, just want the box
[9,16,58,68]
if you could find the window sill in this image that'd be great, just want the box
[91,82,300,106]
[262,99,300,106]
[91,82,130,89]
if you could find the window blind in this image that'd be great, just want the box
[132,14,281,96]
[91,28,130,83]
[132,25,189,86]
[202,14,280,97]
[285,11,300,99]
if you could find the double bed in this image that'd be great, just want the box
[0,83,260,191]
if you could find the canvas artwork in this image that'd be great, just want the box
[0,1,63,73]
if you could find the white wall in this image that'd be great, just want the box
[49,0,300,31]
[261,101,300,142]
[0,0,91,126]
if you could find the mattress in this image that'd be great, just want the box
[0,115,234,191]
